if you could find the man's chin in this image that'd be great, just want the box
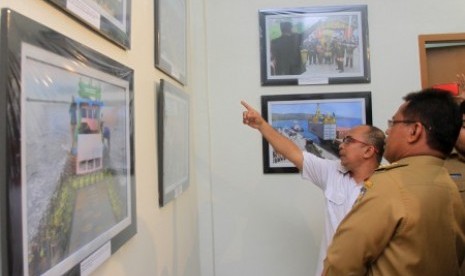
[339,158,346,166]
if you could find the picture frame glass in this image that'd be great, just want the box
[261,92,372,173]
[155,0,187,85]
[45,0,132,49]
[1,9,136,275]
[259,5,370,85]
[157,79,190,206]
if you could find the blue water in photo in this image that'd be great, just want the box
[272,118,362,143]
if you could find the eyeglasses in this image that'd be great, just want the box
[387,120,417,128]
[387,119,432,131]
[342,136,379,153]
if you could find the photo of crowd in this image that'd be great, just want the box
[260,6,369,84]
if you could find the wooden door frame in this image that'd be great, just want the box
[418,33,465,88]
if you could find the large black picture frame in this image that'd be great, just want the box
[0,9,136,275]
[44,0,132,49]
[259,5,370,86]
[156,79,190,207]
[261,92,372,173]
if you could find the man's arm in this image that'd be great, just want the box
[241,100,303,170]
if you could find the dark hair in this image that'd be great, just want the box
[403,88,461,155]
[280,22,293,33]
[461,100,465,115]
[365,125,385,163]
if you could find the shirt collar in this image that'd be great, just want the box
[395,155,445,166]
[448,149,465,162]
[337,163,350,174]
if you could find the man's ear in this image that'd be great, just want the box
[407,123,422,142]
[364,146,377,158]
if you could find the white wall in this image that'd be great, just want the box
[202,0,465,275]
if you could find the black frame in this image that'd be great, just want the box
[261,92,372,173]
[154,0,187,85]
[0,9,136,275]
[259,5,370,85]
[45,0,132,49]
[157,79,190,207]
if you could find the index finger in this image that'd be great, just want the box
[241,100,254,111]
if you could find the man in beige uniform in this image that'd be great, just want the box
[323,89,465,275]
[446,102,465,202]
[445,75,465,206]
[445,95,465,274]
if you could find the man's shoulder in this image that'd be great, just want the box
[367,163,408,188]
[352,163,408,204]
[374,162,408,172]
[444,154,465,167]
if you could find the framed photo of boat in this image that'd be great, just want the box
[0,9,136,275]
[259,5,370,86]
[157,79,190,207]
[44,0,132,49]
[261,92,372,173]
[155,0,188,85]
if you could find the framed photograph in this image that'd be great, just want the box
[259,5,370,86]
[157,79,190,207]
[155,0,188,85]
[44,0,131,49]
[261,92,372,173]
[0,9,136,275]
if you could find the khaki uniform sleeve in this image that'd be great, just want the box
[322,174,403,275]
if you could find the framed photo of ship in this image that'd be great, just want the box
[155,0,187,85]
[259,5,370,86]
[157,79,190,207]
[0,9,136,275]
[44,0,131,49]
[261,92,372,173]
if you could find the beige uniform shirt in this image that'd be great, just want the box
[323,156,465,276]
[444,153,465,274]
[444,153,465,205]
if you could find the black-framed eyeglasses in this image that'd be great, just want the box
[387,119,417,128]
[342,136,379,153]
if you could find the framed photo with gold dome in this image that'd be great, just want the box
[259,5,370,86]
[261,92,372,173]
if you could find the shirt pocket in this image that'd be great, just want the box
[450,173,465,192]
[457,179,465,193]
[325,190,345,205]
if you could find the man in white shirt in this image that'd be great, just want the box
[241,101,385,275]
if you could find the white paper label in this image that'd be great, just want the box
[80,242,111,276]
[67,0,101,28]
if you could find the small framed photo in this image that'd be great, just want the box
[0,9,136,275]
[157,79,190,207]
[261,92,372,173]
[45,0,132,49]
[155,0,188,85]
[259,5,370,86]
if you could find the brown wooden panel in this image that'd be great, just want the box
[426,45,465,86]
[418,33,465,88]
